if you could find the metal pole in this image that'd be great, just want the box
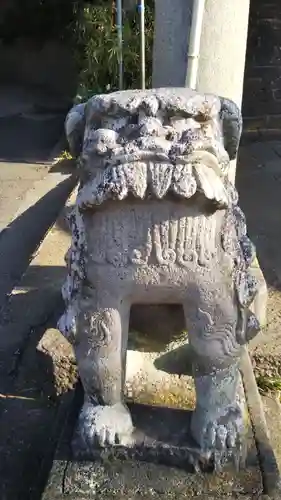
[139,0,146,89]
[116,0,123,90]
[185,0,205,89]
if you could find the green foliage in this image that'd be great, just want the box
[70,1,154,101]
[256,374,281,395]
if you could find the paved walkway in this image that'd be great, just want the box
[0,84,68,230]
[0,162,47,231]
[0,84,74,311]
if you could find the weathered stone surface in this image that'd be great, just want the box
[42,352,281,499]
[43,459,262,500]
[42,380,263,500]
[59,88,267,470]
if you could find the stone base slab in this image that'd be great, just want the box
[41,351,281,499]
[43,403,261,499]
[43,458,262,500]
[72,401,251,470]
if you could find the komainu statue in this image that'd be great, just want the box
[59,88,264,466]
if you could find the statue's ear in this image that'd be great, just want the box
[65,103,86,158]
[219,97,243,161]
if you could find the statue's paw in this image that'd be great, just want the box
[204,405,244,453]
[206,405,246,470]
[74,402,134,453]
[191,404,245,470]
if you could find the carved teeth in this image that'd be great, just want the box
[78,152,231,209]
[193,163,229,207]
[191,150,229,207]
[189,150,225,178]
[114,165,129,200]
[172,164,197,199]
[123,162,147,198]
[149,162,174,198]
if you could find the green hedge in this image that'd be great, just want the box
[72,1,154,100]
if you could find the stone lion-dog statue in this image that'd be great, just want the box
[59,88,265,467]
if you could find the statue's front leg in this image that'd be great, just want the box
[191,362,244,465]
[73,287,133,453]
[184,295,245,467]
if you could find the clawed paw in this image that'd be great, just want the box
[74,402,135,453]
[203,405,243,451]
[191,404,245,470]
[205,405,245,470]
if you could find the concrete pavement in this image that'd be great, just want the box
[0,84,75,312]
[0,83,69,233]
[0,162,47,231]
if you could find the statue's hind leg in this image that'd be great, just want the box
[72,285,133,454]
[183,283,244,466]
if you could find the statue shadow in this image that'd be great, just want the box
[153,343,194,377]
[128,302,194,377]
[0,113,66,163]
[49,157,77,175]
[0,278,77,500]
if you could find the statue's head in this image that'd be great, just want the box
[66,88,242,210]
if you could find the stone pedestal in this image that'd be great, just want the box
[41,354,281,499]
[42,385,261,500]
[43,456,261,500]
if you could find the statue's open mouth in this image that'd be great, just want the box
[77,150,232,211]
